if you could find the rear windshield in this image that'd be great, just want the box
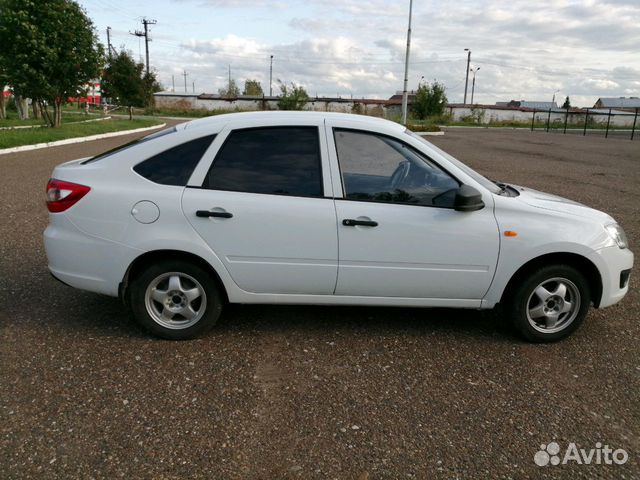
[81,126,177,164]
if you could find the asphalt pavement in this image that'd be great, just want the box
[1,122,638,479]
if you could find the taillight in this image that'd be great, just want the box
[46,178,91,213]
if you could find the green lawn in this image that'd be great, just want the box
[0,110,100,128]
[0,117,163,149]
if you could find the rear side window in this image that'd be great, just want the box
[134,134,216,186]
[203,127,323,197]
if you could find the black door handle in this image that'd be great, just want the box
[196,210,233,218]
[342,218,378,227]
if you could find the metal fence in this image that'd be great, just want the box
[528,107,638,140]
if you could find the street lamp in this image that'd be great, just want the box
[463,48,471,105]
[470,67,480,104]
[400,0,413,125]
[269,55,274,97]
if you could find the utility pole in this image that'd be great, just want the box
[172,75,175,92]
[228,65,232,93]
[470,67,480,104]
[130,18,157,76]
[463,48,471,105]
[182,70,188,93]
[192,81,195,93]
[269,55,274,96]
[106,26,113,58]
[400,0,413,125]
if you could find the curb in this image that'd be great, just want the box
[0,123,166,156]
[415,131,445,136]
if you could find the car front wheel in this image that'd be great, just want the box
[129,259,223,340]
[506,265,591,342]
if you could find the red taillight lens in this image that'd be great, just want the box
[46,178,91,213]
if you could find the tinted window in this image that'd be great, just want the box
[334,129,459,207]
[82,126,177,164]
[204,127,323,197]
[133,134,215,186]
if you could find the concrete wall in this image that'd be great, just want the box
[448,106,637,127]
[154,93,389,116]
[154,93,638,127]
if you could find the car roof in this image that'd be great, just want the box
[180,110,405,133]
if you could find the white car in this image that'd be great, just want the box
[44,112,633,342]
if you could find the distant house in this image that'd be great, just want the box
[593,97,640,110]
[504,100,558,110]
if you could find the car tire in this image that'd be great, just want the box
[506,264,591,343]
[129,259,223,340]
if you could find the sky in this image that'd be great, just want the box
[79,0,640,107]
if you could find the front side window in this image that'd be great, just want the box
[204,126,323,197]
[133,134,216,186]
[334,129,459,207]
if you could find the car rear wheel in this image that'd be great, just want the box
[506,265,591,342]
[129,260,223,340]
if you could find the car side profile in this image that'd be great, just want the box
[44,111,633,342]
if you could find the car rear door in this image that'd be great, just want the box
[326,120,500,303]
[182,119,338,295]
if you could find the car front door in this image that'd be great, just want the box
[327,124,500,303]
[182,123,338,295]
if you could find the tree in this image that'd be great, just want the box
[243,79,263,96]
[411,81,448,120]
[0,0,104,127]
[0,68,7,120]
[101,50,147,119]
[143,71,163,108]
[219,79,240,98]
[277,81,308,110]
[562,96,571,109]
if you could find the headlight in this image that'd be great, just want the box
[605,223,628,249]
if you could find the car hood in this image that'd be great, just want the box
[512,185,615,224]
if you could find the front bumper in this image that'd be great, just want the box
[588,246,634,308]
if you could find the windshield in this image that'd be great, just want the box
[406,130,502,194]
[82,126,177,164]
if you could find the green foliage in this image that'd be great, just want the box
[0,0,104,127]
[351,102,363,115]
[562,96,571,109]
[143,72,162,107]
[219,79,240,98]
[461,106,486,124]
[411,81,448,120]
[243,79,263,96]
[406,124,441,132]
[101,50,150,117]
[277,81,309,110]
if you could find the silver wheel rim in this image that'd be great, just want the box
[526,277,580,334]
[144,272,207,330]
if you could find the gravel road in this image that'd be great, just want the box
[1,123,638,479]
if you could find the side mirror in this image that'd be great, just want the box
[454,184,485,212]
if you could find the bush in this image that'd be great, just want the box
[277,81,308,110]
[6,95,17,112]
[406,124,441,132]
[411,81,448,120]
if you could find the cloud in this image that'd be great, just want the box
[149,0,640,106]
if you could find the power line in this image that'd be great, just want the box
[130,18,157,76]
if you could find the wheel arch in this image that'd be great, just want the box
[500,252,603,307]
[119,249,229,305]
